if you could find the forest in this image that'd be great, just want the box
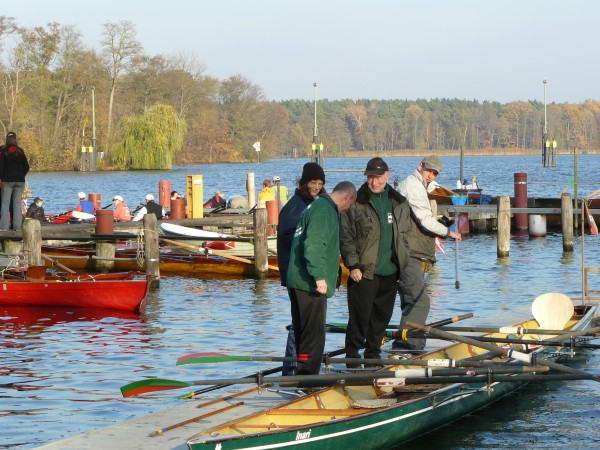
[1,17,599,171]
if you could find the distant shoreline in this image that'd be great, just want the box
[339,148,600,158]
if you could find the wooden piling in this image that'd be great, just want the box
[143,213,160,285]
[95,242,115,273]
[497,196,511,257]
[253,207,268,278]
[22,219,42,266]
[247,172,256,209]
[561,192,574,252]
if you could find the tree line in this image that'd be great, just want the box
[1,17,598,171]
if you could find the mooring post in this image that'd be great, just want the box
[561,192,574,252]
[95,242,115,272]
[22,219,42,266]
[247,172,256,209]
[253,207,268,278]
[497,196,511,257]
[143,213,160,286]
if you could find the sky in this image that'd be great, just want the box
[5,1,600,104]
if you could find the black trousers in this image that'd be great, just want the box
[345,273,398,360]
[289,288,327,375]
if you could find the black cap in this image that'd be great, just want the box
[300,162,326,185]
[34,197,42,203]
[364,157,389,176]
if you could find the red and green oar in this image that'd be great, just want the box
[121,365,556,397]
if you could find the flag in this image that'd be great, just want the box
[252,142,260,152]
[435,236,446,254]
[585,202,598,235]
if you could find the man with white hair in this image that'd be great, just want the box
[132,194,165,221]
[75,192,96,215]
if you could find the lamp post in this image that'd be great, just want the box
[312,82,319,164]
[91,86,97,171]
[543,79,548,167]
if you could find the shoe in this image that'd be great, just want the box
[391,340,417,351]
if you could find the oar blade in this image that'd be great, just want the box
[120,379,190,397]
[176,353,252,366]
[532,293,574,330]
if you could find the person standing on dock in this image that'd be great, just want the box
[393,155,461,352]
[112,195,132,221]
[286,181,357,375]
[277,162,326,375]
[340,157,412,367]
[0,131,30,231]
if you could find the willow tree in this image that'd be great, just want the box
[116,104,186,169]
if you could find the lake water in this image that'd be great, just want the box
[2,155,600,449]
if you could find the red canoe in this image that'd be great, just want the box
[0,276,152,313]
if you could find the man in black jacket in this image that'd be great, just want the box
[132,194,165,221]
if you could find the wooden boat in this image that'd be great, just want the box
[183,301,599,449]
[0,273,152,313]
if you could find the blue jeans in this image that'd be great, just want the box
[0,181,25,230]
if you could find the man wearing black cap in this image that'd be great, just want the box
[26,197,45,220]
[340,157,412,367]
[393,155,461,352]
[277,162,326,375]
[0,131,30,230]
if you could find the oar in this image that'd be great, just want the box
[41,254,77,274]
[160,237,279,271]
[179,347,346,399]
[327,313,474,332]
[175,352,518,368]
[407,321,597,378]
[121,365,555,396]
[424,325,600,336]
[531,292,574,330]
[466,336,600,350]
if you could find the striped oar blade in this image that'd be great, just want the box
[177,353,254,366]
[120,379,190,397]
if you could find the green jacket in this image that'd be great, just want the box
[286,194,341,298]
[340,183,412,280]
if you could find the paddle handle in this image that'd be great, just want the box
[41,254,76,274]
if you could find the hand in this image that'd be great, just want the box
[449,230,462,241]
[350,268,362,282]
[315,279,327,294]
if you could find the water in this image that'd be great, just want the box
[2,155,600,449]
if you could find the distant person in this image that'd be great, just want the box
[112,195,132,222]
[0,131,30,230]
[393,155,461,352]
[171,190,185,201]
[273,176,290,206]
[286,181,357,375]
[258,179,276,203]
[21,181,32,216]
[203,191,226,209]
[25,197,45,220]
[132,194,165,221]
[76,192,97,215]
[277,162,326,376]
[340,157,412,367]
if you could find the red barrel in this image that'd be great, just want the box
[514,173,528,230]
[265,200,279,236]
[95,209,114,235]
[159,180,171,207]
[170,198,186,219]
[89,193,102,210]
[457,213,470,235]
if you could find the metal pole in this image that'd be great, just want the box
[543,79,548,167]
[312,82,318,164]
[91,86,97,171]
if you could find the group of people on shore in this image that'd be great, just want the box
[277,156,461,375]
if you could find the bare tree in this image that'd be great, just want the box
[101,20,143,143]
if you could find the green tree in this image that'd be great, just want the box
[116,104,186,169]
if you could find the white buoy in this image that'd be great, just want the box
[529,214,547,237]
